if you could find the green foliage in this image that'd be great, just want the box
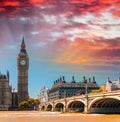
[34,99,40,105]
[28,98,34,103]
[28,98,40,105]
[18,101,30,108]
[18,98,40,109]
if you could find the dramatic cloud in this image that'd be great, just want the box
[0,0,120,83]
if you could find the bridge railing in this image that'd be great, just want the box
[46,89,120,103]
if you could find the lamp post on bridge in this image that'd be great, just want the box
[85,84,88,95]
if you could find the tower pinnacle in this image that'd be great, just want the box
[21,37,26,49]
[20,37,27,54]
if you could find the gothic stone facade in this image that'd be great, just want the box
[0,72,12,110]
[0,38,29,110]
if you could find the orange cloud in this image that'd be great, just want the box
[30,0,44,2]
[113,11,120,17]
[54,38,120,66]
[54,39,94,64]
[56,56,91,64]
[2,1,20,6]
[0,8,5,12]
[99,0,119,4]
[29,0,44,4]
[0,0,119,19]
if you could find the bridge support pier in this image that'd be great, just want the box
[84,94,89,114]
[51,101,55,111]
[63,105,68,112]
[84,106,89,114]
[52,107,54,111]
[63,98,67,112]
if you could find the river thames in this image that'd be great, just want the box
[0,111,120,122]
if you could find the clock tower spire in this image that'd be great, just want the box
[17,37,29,103]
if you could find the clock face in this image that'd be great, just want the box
[20,59,26,65]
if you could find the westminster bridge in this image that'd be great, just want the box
[39,90,120,114]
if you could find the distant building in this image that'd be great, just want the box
[39,86,49,103]
[48,76,99,101]
[106,77,120,92]
[0,71,12,110]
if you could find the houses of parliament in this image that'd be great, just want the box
[0,38,29,110]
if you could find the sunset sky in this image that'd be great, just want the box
[0,0,120,97]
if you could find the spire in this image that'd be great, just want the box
[72,76,74,81]
[118,77,120,83]
[60,77,62,82]
[107,77,110,82]
[93,76,95,81]
[83,76,86,81]
[92,76,96,83]
[71,76,75,83]
[62,76,66,83]
[7,70,9,82]
[10,84,12,91]
[20,37,27,54]
[21,36,26,49]
[83,76,87,83]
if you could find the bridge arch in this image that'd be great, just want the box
[67,100,85,112]
[41,105,45,111]
[46,104,52,111]
[89,96,120,114]
[54,103,64,111]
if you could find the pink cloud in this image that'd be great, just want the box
[0,8,5,12]
[113,11,120,17]
[53,38,120,66]
[0,0,119,18]
[0,0,120,68]
[2,1,20,6]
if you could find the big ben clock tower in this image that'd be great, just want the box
[17,37,29,103]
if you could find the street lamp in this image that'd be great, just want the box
[85,84,88,95]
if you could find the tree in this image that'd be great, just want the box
[18,101,30,108]
[28,98,34,103]
[18,98,40,110]
[28,98,40,105]
[34,99,40,105]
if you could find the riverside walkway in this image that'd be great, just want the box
[0,111,120,122]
